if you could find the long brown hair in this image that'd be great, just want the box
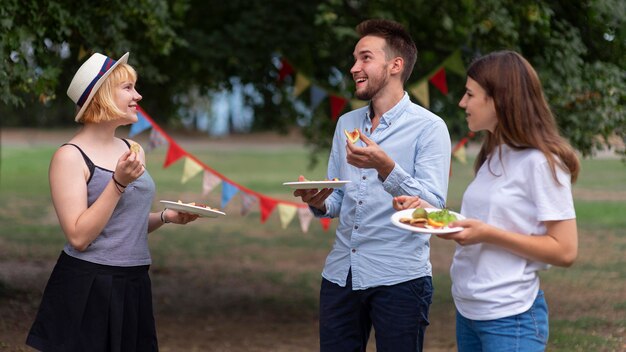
[468,51,580,183]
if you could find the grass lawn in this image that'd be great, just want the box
[1,135,625,351]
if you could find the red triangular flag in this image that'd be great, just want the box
[259,196,278,223]
[320,218,332,231]
[452,137,469,153]
[330,95,348,121]
[163,142,186,168]
[429,68,448,95]
[278,59,294,82]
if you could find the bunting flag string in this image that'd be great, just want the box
[277,49,466,113]
[406,50,466,109]
[132,51,468,232]
[133,106,329,233]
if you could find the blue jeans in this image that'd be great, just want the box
[456,290,549,352]
[319,270,433,352]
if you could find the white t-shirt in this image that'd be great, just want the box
[451,145,575,320]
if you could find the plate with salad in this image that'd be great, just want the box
[391,208,465,234]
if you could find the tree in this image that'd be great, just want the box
[1,0,186,124]
[2,0,624,158]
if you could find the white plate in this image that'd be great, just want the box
[282,180,351,189]
[391,208,465,234]
[160,200,226,218]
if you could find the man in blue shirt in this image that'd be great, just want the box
[293,19,451,351]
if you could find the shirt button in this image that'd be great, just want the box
[358,201,363,205]
[354,225,358,230]
[362,176,366,180]
[352,248,356,253]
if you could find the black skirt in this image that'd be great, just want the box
[26,251,158,352]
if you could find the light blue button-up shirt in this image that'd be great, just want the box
[315,93,451,289]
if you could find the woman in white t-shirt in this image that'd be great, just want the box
[393,50,580,352]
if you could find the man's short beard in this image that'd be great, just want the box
[354,70,388,101]
[355,90,373,100]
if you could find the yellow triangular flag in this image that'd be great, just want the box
[78,46,88,61]
[181,157,204,183]
[443,50,466,76]
[293,73,311,97]
[409,80,430,108]
[350,99,369,110]
[452,144,467,164]
[277,204,298,229]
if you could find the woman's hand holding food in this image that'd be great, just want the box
[114,150,145,186]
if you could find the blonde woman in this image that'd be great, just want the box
[26,52,197,351]
[394,50,579,352]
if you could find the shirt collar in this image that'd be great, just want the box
[364,92,411,126]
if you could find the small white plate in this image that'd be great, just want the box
[160,200,226,218]
[391,208,465,234]
[282,180,351,189]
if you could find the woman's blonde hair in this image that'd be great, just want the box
[80,63,137,123]
[468,51,580,183]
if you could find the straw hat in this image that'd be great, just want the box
[67,52,129,122]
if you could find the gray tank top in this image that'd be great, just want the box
[62,140,155,266]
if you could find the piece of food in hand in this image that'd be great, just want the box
[130,143,140,154]
[344,128,360,144]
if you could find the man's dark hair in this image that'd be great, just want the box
[356,19,418,83]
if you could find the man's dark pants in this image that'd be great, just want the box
[319,270,433,352]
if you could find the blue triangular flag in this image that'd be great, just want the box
[221,182,239,209]
[129,113,152,137]
[310,85,327,110]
